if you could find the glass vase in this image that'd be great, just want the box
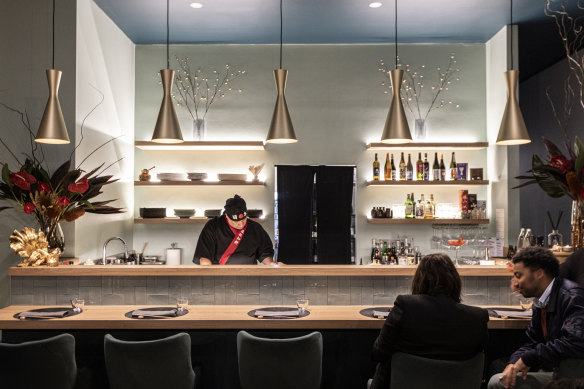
[572,200,584,250]
[39,220,65,252]
[414,119,426,140]
[193,118,206,141]
[547,229,563,249]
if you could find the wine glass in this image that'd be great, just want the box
[71,298,85,313]
[447,236,466,266]
[296,298,310,313]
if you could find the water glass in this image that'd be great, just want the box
[519,297,533,310]
[296,298,310,312]
[71,298,85,313]
[176,297,189,312]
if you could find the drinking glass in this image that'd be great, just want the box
[296,298,310,312]
[519,297,533,310]
[176,297,189,312]
[71,298,85,313]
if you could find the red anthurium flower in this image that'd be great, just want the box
[37,182,51,193]
[23,202,35,214]
[58,196,70,206]
[550,155,573,174]
[68,178,89,194]
[9,171,37,191]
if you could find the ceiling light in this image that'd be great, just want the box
[189,3,202,9]
[369,2,383,8]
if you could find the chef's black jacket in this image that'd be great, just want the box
[193,215,274,265]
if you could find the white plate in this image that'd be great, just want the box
[218,173,247,181]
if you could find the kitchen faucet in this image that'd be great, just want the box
[102,237,129,265]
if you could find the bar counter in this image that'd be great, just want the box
[0,305,529,330]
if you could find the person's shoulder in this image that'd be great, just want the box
[558,277,584,297]
[456,302,489,321]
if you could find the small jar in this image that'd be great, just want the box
[548,229,563,249]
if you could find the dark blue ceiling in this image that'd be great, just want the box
[92,0,579,45]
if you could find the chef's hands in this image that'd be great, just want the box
[499,359,531,388]
[199,258,212,265]
[262,257,281,266]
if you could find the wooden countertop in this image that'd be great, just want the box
[8,264,513,277]
[0,305,528,330]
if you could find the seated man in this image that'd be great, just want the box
[489,247,584,389]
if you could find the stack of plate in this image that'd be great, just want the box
[174,209,195,218]
[157,173,186,181]
[187,172,208,181]
[204,209,222,218]
[218,173,247,181]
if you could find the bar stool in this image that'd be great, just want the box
[559,358,584,378]
[104,332,197,389]
[0,333,77,389]
[237,330,323,389]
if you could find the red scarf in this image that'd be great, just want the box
[218,216,248,265]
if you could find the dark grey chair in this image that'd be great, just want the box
[367,352,484,389]
[104,332,196,389]
[0,333,77,389]
[559,358,584,378]
[237,330,323,389]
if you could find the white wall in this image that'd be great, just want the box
[75,0,135,261]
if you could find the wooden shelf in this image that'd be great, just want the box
[135,141,265,150]
[366,142,488,150]
[367,218,490,225]
[366,180,489,186]
[134,217,265,224]
[135,180,264,186]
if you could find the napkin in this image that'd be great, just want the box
[19,310,70,318]
[373,310,390,318]
[132,309,178,317]
[254,310,300,317]
[493,309,532,318]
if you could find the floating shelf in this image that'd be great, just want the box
[366,142,488,150]
[366,180,489,186]
[367,218,490,225]
[135,141,265,151]
[135,180,265,186]
[135,217,265,224]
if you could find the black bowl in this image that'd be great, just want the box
[139,208,167,218]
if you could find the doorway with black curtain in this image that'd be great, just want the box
[275,165,355,264]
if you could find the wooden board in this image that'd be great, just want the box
[366,180,489,186]
[134,217,265,224]
[135,141,265,150]
[134,180,264,186]
[366,142,489,150]
[367,218,490,225]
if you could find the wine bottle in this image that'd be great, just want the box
[416,152,423,181]
[399,152,406,180]
[373,153,380,181]
[409,192,415,218]
[423,153,430,180]
[432,152,440,181]
[405,193,413,219]
[384,153,390,181]
[391,153,397,180]
[406,153,413,180]
[430,194,436,218]
[416,194,425,219]
[450,152,457,180]
[439,153,446,181]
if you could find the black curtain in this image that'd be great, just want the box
[316,166,353,264]
[276,165,314,264]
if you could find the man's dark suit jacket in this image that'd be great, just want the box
[370,294,489,389]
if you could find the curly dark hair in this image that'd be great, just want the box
[512,247,559,278]
[411,253,461,303]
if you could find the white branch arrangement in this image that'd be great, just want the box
[378,54,461,121]
[172,57,246,122]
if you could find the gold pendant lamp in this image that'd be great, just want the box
[380,0,411,144]
[496,0,530,145]
[35,0,70,144]
[152,0,183,143]
[266,0,297,144]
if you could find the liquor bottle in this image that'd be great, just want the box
[432,152,440,181]
[399,152,406,180]
[416,152,423,180]
[424,198,433,219]
[390,154,397,181]
[405,193,414,218]
[516,228,525,250]
[384,153,390,181]
[373,153,380,181]
[423,153,430,181]
[406,153,414,180]
[430,194,437,218]
[439,153,446,181]
[409,192,415,218]
[450,152,457,180]
[416,194,425,219]
[371,239,377,262]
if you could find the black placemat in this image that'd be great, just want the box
[125,307,189,319]
[14,307,81,320]
[359,307,391,319]
[487,307,531,318]
[248,307,310,319]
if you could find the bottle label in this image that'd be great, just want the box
[406,170,413,180]
[399,167,406,180]
[373,167,380,178]
[450,168,457,180]
[433,169,440,180]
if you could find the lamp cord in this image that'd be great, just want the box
[394,0,398,68]
[510,0,514,70]
[166,0,170,69]
[52,0,55,69]
[280,0,283,69]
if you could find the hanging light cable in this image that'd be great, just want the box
[35,0,70,144]
[380,0,411,144]
[266,0,297,144]
[496,0,530,145]
[152,0,183,143]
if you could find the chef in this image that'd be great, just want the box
[193,194,275,265]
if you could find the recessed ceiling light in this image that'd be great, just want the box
[369,2,383,8]
[189,2,203,9]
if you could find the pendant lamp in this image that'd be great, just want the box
[496,0,530,145]
[266,0,297,144]
[380,0,411,144]
[152,0,183,143]
[35,0,69,144]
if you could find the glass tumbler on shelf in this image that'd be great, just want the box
[547,229,563,248]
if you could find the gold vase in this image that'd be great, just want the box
[572,199,584,250]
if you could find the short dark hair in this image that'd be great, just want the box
[411,253,461,303]
[512,247,559,278]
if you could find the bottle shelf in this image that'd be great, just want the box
[367,218,490,225]
[366,180,489,186]
[366,142,488,150]
[134,217,265,224]
[135,180,265,186]
[135,141,265,151]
